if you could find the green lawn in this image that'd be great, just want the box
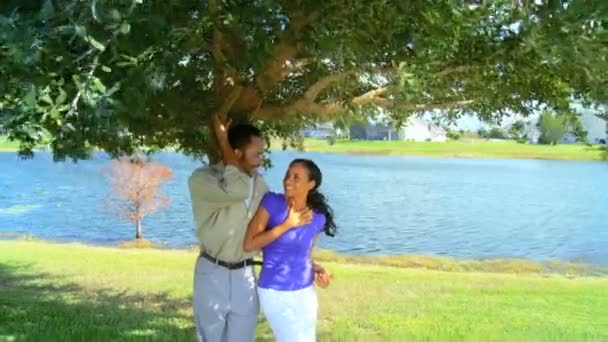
[3,135,605,161]
[298,139,607,161]
[0,136,21,152]
[1,241,606,341]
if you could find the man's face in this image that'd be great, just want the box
[235,136,265,173]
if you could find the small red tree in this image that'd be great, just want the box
[103,156,172,239]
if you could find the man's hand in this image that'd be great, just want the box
[212,114,241,168]
[313,263,332,288]
[212,114,232,146]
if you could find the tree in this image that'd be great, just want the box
[103,156,172,239]
[1,1,606,161]
[509,120,526,139]
[443,126,461,140]
[595,110,608,143]
[538,112,568,145]
[332,114,351,141]
[480,127,508,139]
[565,114,588,143]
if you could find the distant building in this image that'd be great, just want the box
[302,122,335,139]
[350,122,397,141]
[399,117,447,142]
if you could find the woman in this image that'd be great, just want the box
[243,158,336,342]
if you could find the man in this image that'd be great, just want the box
[188,115,268,342]
[188,115,331,341]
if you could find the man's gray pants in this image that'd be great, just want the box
[193,256,259,342]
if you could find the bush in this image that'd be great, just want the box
[482,127,507,139]
[447,131,461,140]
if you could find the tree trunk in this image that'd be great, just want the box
[206,111,223,164]
[135,219,142,239]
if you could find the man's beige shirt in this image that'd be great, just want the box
[188,162,268,262]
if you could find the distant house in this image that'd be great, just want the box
[399,117,447,142]
[302,122,335,139]
[350,122,397,141]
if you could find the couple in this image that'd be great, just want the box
[188,115,336,342]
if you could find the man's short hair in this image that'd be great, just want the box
[227,124,262,149]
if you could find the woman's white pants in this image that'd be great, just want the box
[257,285,318,342]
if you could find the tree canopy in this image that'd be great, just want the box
[1,0,606,161]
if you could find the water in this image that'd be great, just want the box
[1,151,607,264]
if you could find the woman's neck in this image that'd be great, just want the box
[286,195,307,210]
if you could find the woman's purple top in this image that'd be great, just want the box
[257,192,326,291]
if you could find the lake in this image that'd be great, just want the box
[1,151,607,264]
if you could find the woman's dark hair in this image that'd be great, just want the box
[290,159,336,237]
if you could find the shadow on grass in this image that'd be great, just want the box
[0,262,281,342]
[0,262,194,342]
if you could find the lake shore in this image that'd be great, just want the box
[2,235,605,275]
[291,139,607,161]
[4,135,607,161]
[1,240,606,341]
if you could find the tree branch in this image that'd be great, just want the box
[246,62,476,120]
[254,10,318,93]
[402,99,475,112]
[303,69,358,100]
[351,87,391,107]
[253,86,475,120]
[433,65,479,78]
[253,86,391,120]
[209,0,238,95]
[281,58,315,78]
[217,85,243,118]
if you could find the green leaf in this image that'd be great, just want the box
[120,23,131,35]
[57,104,71,112]
[40,0,55,21]
[49,108,61,120]
[101,66,112,73]
[106,82,121,96]
[75,25,87,38]
[92,78,107,93]
[24,86,37,108]
[110,9,122,22]
[87,36,106,52]
[64,123,76,131]
[56,88,67,106]
[40,94,54,106]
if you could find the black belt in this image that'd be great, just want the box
[199,251,263,270]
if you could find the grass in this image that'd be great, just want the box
[0,136,22,152]
[4,134,605,161]
[311,250,605,276]
[1,240,607,341]
[295,138,606,161]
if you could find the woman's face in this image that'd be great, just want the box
[283,163,315,198]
